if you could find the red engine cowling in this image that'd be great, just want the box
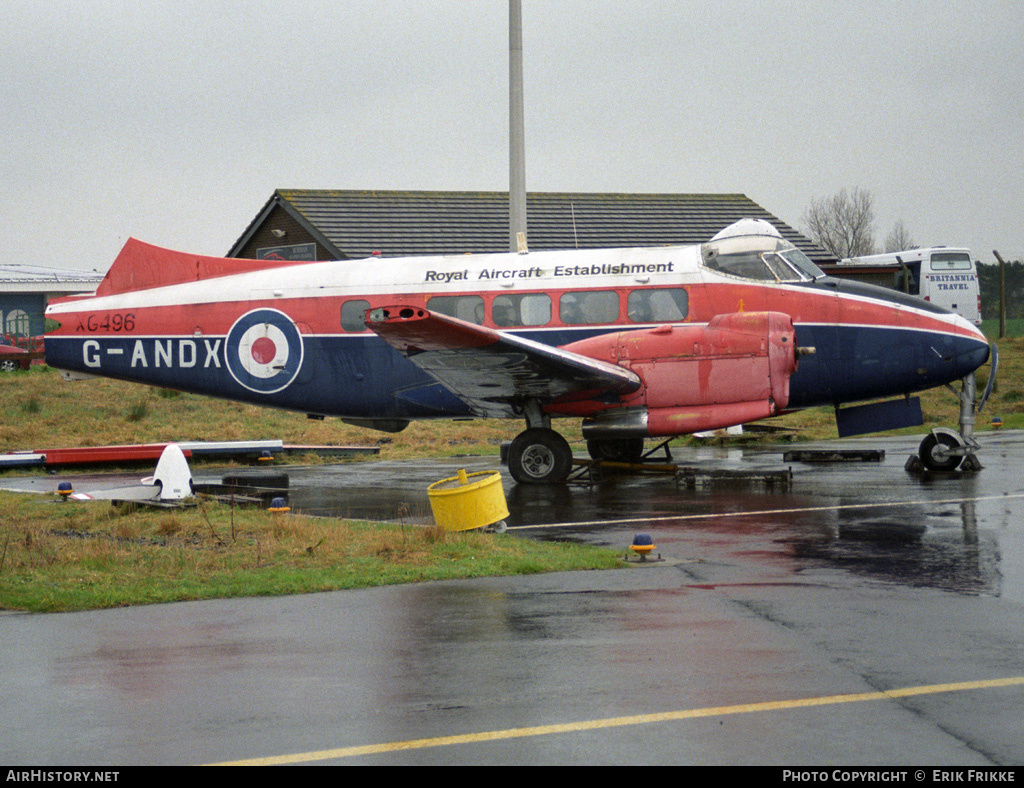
[558,311,802,437]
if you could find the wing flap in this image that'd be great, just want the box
[366,305,641,417]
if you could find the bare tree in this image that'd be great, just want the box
[883,219,916,252]
[802,186,876,258]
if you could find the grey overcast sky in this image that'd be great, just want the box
[3,0,1021,272]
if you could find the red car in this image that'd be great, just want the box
[0,343,32,371]
[0,335,44,371]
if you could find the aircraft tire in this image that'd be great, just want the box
[508,428,573,484]
[918,432,964,472]
[586,438,645,464]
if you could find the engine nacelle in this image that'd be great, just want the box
[561,311,802,438]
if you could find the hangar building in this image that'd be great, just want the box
[227,189,834,264]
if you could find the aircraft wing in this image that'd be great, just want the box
[366,305,641,418]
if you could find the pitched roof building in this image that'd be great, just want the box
[228,189,834,264]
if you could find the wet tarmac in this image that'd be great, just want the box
[278,434,1024,604]
[2,431,1024,766]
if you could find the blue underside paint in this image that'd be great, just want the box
[45,323,989,424]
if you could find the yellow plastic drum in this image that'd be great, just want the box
[428,469,510,531]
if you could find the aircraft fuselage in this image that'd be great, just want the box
[45,238,989,427]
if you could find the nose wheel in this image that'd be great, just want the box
[917,430,967,472]
[910,369,987,474]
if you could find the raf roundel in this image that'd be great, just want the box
[225,308,304,394]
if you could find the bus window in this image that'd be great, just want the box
[895,262,921,295]
[340,299,370,332]
[930,252,972,271]
[427,295,485,324]
[560,291,619,325]
[627,288,688,323]
[492,293,551,327]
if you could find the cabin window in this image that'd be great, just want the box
[427,295,485,324]
[341,300,370,332]
[559,291,619,325]
[627,288,689,323]
[492,293,551,327]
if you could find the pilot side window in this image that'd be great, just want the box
[492,293,551,327]
[427,295,485,324]
[704,251,776,281]
[559,291,619,325]
[627,288,689,323]
[340,300,371,332]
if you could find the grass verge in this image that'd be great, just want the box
[0,491,622,613]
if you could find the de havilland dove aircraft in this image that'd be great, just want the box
[44,219,994,483]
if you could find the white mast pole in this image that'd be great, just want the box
[509,0,527,252]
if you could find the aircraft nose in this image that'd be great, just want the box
[951,316,990,376]
[960,340,991,376]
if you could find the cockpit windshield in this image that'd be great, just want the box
[700,235,824,283]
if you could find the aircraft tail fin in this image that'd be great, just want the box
[94,239,301,297]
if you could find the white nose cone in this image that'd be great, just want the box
[149,444,193,500]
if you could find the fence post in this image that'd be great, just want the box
[993,250,1007,338]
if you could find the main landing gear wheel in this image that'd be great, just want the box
[918,431,965,472]
[508,428,574,484]
[586,438,645,464]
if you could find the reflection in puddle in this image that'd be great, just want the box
[787,497,1001,596]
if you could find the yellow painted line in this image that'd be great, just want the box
[209,675,1024,766]
[508,492,1024,530]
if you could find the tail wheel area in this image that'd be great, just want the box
[918,431,965,471]
[508,428,574,484]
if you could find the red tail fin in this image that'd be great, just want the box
[95,239,302,297]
